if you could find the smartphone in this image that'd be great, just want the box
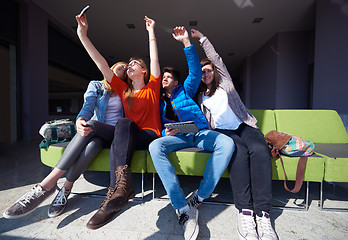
[78,5,90,17]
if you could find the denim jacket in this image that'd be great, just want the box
[76,80,121,122]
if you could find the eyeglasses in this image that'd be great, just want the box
[128,61,142,68]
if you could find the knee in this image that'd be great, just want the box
[114,118,137,134]
[115,118,135,128]
[249,141,270,158]
[219,135,235,153]
[86,120,98,130]
[85,137,103,155]
[149,138,161,154]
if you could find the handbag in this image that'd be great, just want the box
[39,119,76,149]
[265,130,315,193]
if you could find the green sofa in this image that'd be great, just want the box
[272,110,348,210]
[40,109,348,210]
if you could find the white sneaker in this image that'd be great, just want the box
[177,206,199,240]
[236,209,259,240]
[256,211,278,240]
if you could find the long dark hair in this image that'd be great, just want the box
[198,58,221,97]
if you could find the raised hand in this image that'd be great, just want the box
[172,26,191,48]
[76,14,88,37]
[190,29,204,39]
[144,16,156,32]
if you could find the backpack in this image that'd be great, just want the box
[39,119,76,149]
[265,130,315,193]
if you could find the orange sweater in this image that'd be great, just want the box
[109,74,162,137]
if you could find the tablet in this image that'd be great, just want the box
[164,121,199,133]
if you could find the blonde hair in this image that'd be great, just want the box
[101,61,128,92]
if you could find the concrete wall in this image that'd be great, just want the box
[247,31,312,109]
[248,36,278,109]
[245,0,348,117]
[313,0,348,114]
[275,31,309,109]
[20,0,49,140]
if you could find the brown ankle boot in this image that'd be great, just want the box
[86,187,118,230]
[106,165,136,212]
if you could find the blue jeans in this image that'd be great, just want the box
[149,129,235,210]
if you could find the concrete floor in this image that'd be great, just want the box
[0,140,348,240]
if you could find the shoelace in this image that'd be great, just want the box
[115,168,127,192]
[241,213,257,235]
[256,215,273,236]
[188,194,201,208]
[18,185,44,207]
[179,212,189,225]
[52,188,70,206]
[100,187,115,207]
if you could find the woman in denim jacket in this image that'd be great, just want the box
[3,60,128,219]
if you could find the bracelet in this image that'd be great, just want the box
[149,38,156,42]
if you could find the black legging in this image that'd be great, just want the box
[109,118,158,187]
[55,120,115,182]
[216,123,273,216]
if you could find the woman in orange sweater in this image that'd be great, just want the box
[76,14,161,229]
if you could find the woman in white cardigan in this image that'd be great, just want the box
[191,29,278,240]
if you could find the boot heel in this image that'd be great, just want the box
[128,191,136,200]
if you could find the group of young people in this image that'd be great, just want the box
[3,13,278,240]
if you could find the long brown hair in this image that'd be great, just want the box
[198,58,221,97]
[102,61,128,92]
[124,57,149,106]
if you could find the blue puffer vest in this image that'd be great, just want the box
[160,45,208,136]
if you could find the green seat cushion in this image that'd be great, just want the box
[324,157,348,182]
[271,154,325,182]
[146,148,229,178]
[40,142,147,173]
[250,109,276,135]
[314,143,348,182]
[274,110,348,144]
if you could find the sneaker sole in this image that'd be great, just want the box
[3,209,35,219]
[47,204,67,218]
[185,209,199,240]
[3,189,55,219]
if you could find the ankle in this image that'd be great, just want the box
[178,204,190,215]
[63,181,74,191]
[39,184,53,191]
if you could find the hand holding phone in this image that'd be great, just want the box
[78,5,90,17]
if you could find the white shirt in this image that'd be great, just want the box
[202,88,242,130]
[104,95,123,126]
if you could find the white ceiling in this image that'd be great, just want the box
[33,0,316,78]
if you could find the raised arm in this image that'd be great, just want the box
[173,27,202,98]
[76,14,113,82]
[145,16,160,78]
[172,26,191,48]
[191,29,233,84]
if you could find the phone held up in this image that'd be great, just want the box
[78,5,90,17]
